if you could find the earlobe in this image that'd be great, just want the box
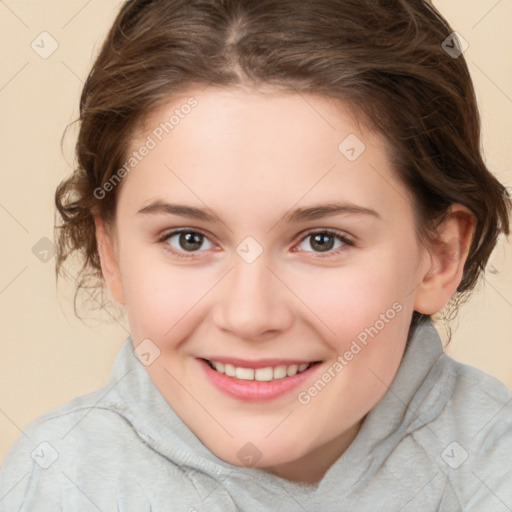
[413,204,475,315]
[93,214,126,305]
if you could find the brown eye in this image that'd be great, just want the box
[309,233,336,252]
[296,230,352,255]
[178,232,204,251]
[162,229,214,256]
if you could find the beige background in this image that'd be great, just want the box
[1,0,511,463]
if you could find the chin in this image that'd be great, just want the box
[205,432,312,470]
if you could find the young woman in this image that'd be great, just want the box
[1,1,510,510]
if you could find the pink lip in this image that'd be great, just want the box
[199,356,315,369]
[198,358,320,401]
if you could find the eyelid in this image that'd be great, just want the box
[158,226,211,241]
[299,227,354,244]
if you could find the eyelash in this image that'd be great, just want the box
[158,228,354,259]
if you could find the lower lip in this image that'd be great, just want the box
[199,359,319,401]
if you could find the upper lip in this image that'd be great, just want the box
[199,356,320,369]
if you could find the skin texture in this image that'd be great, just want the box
[94,85,474,483]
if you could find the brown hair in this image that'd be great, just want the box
[55,0,511,335]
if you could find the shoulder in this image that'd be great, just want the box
[0,388,117,506]
[2,382,135,456]
[408,354,512,508]
[441,353,512,441]
[0,386,195,511]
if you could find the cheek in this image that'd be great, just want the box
[294,266,411,419]
[291,256,408,346]
[118,246,209,342]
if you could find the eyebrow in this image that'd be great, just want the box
[136,200,381,223]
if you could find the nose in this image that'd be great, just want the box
[212,254,295,341]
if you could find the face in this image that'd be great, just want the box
[100,86,435,482]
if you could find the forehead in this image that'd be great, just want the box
[136,85,369,152]
[122,86,412,224]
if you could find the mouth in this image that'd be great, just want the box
[198,357,322,401]
[203,359,316,381]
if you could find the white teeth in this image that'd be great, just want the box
[273,365,287,379]
[254,367,274,382]
[286,364,298,377]
[208,360,312,381]
[235,367,254,380]
[224,363,236,377]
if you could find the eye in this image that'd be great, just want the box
[159,229,214,258]
[295,229,353,256]
[158,228,353,259]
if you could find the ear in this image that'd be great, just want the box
[413,204,475,315]
[93,214,126,305]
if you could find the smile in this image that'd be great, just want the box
[199,357,322,401]
[205,359,313,381]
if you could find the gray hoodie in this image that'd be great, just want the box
[1,322,511,511]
